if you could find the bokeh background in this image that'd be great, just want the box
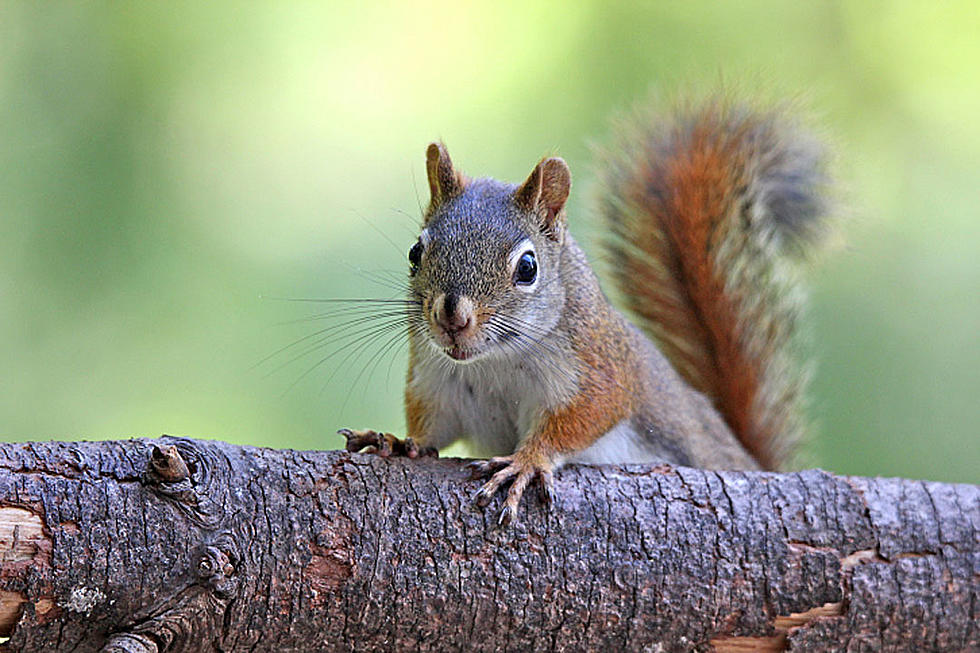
[1,2,977,483]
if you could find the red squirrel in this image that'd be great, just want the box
[340,98,829,526]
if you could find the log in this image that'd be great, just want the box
[0,437,975,652]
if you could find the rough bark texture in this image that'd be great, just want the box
[0,437,976,652]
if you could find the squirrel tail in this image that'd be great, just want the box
[596,98,831,470]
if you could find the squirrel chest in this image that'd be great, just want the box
[407,341,575,458]
[408,337,660,464]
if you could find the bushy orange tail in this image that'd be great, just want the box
[596,100,830,469]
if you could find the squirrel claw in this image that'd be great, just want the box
[339,429,438,459]
[465,461,488,479]
[403,436,419,458]
[473,487,494,508]
[466,456,512,479]
[339,428,377,454]
[469,456,553,526]
[496,505,517,528]
[537,469,556,507]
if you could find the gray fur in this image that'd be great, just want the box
[407,172,758,469]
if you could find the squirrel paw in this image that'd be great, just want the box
[467,456,555,527]
[338,429,438,459]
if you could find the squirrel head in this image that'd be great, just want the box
[408,143,572,364]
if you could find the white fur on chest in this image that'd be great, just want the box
[411,345,661,464]
[409,340,577,457]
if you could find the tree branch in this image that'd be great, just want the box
[0,437,975,651]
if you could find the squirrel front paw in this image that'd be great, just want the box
[338,429,438,459]
[467,456,555,527]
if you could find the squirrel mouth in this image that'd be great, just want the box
[445,346,471,361]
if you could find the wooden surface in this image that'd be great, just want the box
[0,437,976,652]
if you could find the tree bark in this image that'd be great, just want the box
[0,437,975,652]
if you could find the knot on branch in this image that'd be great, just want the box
[103,533,244,653]
[101,632,158,653]
[103,586,233,653]
[143,438,226,529]
[148,445,189,483]
[196,536,241,600]
[97,439,247,652]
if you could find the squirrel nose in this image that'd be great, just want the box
[435,293,475,334]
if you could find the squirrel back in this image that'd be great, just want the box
[596,100,830,469]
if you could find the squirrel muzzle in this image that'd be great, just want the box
[430,292,479,360]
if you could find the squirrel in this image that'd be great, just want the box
[340,97,829,526]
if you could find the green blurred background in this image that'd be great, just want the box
[1,2,977,483]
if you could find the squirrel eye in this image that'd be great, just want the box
[514,251,537,285]
[408,240,423,274]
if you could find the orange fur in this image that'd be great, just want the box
[404,350,430,444]
[535,319,636,456]
[659,121,765,464]
[600,104,824,470]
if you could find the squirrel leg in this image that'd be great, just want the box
[468,447,556,527]
[337,384,452,459]
[470,382,629,525]
[337,429,438,458]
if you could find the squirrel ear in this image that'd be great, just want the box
[515,157,571,239]
[425,142,466,215]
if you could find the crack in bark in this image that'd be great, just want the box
[711,602,844,652]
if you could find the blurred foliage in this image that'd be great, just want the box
[0,1,977,482]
